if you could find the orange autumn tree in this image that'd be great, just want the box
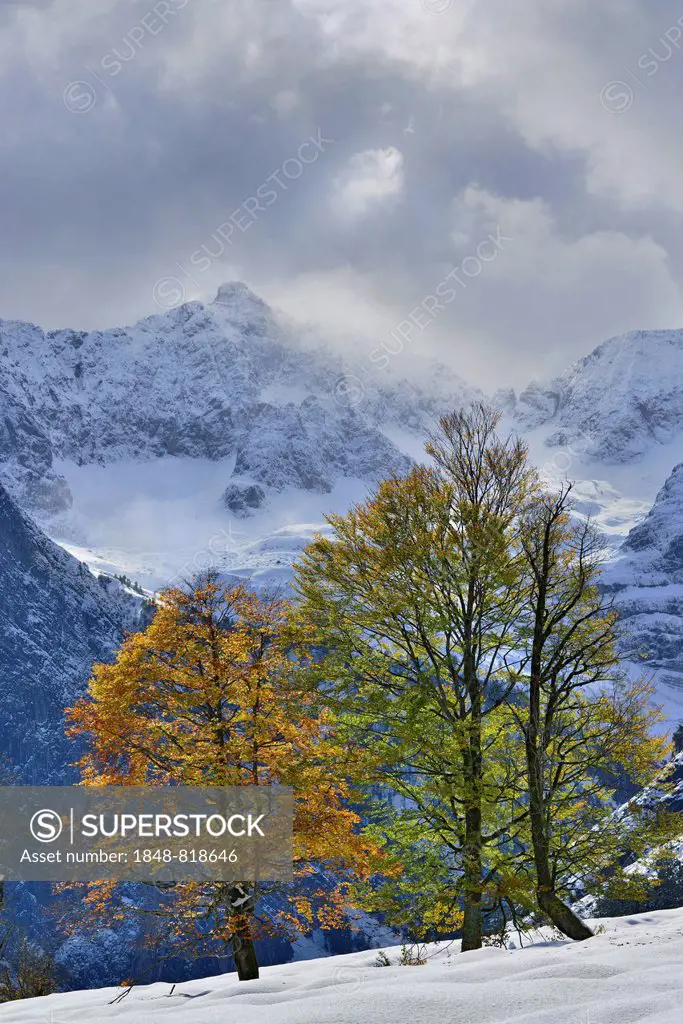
[66,572,384,981]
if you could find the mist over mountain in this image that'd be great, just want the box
[0,282,478,519]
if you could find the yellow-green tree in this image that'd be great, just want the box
[66,574,384,980]
[293,406,535,950]
[292,406,680,946]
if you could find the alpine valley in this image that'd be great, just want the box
[2,284,683,738]
[2,282,683,990]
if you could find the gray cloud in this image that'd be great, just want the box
[1,0,682,390]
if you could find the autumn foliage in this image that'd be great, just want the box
[66,576,386,978]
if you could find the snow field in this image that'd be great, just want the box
[2,908,683,1024]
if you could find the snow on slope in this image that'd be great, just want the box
[497,331,683,726]
[50,458,373,592]
[3,908,683,1024]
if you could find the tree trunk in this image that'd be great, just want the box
[536,886,594,941]
[227,885,260,981]
[526,722,593,942]
[461,688,483,953]
[231,932,260,981]
[461,803,483,951]
[524,546,593,944]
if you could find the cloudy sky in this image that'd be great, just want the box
[2,0,683,389]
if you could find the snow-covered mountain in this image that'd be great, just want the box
[502,329,683,724]
[4,289,683,720]
[499,329,683,550]
[603,464,683,721]
[512,329,683,463]
[0,482,144,783]
[0,281,479,589]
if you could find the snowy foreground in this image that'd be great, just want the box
[2,909,683,1024]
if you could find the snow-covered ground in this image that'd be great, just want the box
[3,908,683,1023]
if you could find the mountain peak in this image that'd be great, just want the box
[212,281,267,309]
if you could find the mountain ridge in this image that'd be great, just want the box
[0,283,479,522]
